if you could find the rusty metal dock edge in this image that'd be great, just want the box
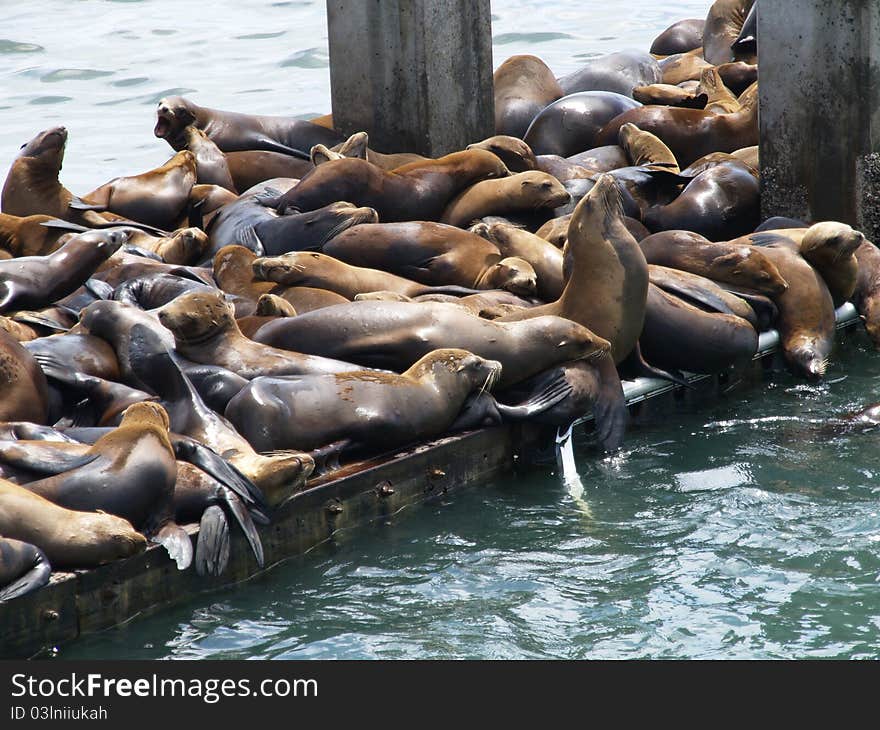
[0,304,863,659]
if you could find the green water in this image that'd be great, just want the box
[62,329,880,659]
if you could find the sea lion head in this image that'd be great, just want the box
[290,201,379,244]
[527,316,612,363]
[332,131,369,160]
[801,222,865,259]
[160,227,208,265]
[68,228,129,259]
[81,511,148,562]
[154,96,197,146]
[17,126,67,170]
[467,135,537,173]
[255,293,297,317]
[713,248,789,295]
[569,173,623,240]
[409,348,503,393]
[252,252,321,286]
[516,171,571,209]
[119,401,171,432]
[158,290,235,344]
[481,256,538,297]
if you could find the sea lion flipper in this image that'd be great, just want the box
[0,440,99,475]
[153,521,193,571]
[84,278,115,301]
[9,310,70,332]
[494,373,574,419]
[68,196,107,212]
[592,355,628,453]
[39,218,89,232]
[0,546,51,602]
[253,138,310,161]
[623,343,693,389]
[252,188,283,207]
[172,435,268,513]
[194,505,229,577]
[220,487,265,568]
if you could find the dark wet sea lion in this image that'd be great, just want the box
[440,171,570,228]
[523,92,641,157]
[732,2,758,59]
[596,83,759,168]
[638,230,789,295]
[253,251,535,299]
[473,221,565,302]
[112,271,216,310]
[497,174,647,365]
[154,95,344,159]
[0,477,146,569]
[127,324,314,507]
[854,240,880,348]
[18,402,191,568]
[567,145,629,172]
[253,300,610,388]
[224,150,312,192]
[23,333,120,381]
[640,283,757,374]
[0,329,49,424]
[466,136,538,173]
[226,348,502,454]
[535,155,596,183]
[493,55,565,139]
[158,289,362,379]
[557,51,662,98]
[323,222,539,294]
[271,149,509,222]
[716,62,758,96]
[80,151,197,230]
[643,160,759,241]
[649,264,757,326]
[0,537,50,602]
[650,18,705,55]
[703,0,756,65]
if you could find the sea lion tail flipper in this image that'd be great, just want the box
[494,373,574,420]
[32,352,98,390]
[625,343,694,389]
[153,521,193,571]
[238,225,265,256]
[172,436,269,513]
[592,355,628,453]
[0,547,51,602]
[304,440,349,475]
[84,278,115,301]
[194,506,229,577]
[0,439,100,475]
[68,196,107,212]
[220,487,265,568]
[254,138,310,161]
[252,188,284,207]
[38,218,89,232]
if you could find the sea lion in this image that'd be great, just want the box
[126,324,314,507]
[154,95,344,159]
[731,145,759,171]
[226,348,502,454]
[323,222,540,294]
[175,125,237,191]
[255,293,297,317]
[854,240,880,348]
[439,171,570,227]
[117,227,208,265]
[618,123,680,172]
[158,289,362,379]
[716,62,758,96]
[80,151,197,230]
[269,149,510,222]
[650,18,705,55]
[0,316,38,342]
[638,230,789,295]
[497,174,647,365]
[493,55,565,139]
[111,272,216,310]
[326,131,426,170]
[466,136,538,173]
[0,329,49,424]
[557,51,662,98]
[703,0,756,65]
[253,251,535,299]
[642,160,760,240]
[473,221,565,301]
[595,82,759,168]
[631,84,708,109]
[253,300,610,388]
[648,264,757,326]
[23,333,120,381]
[0,538,50,602]
[0,477,146,569]
[224,150,312,192]
[523,92,641,157]
[17,402,191,568]
[640,283,758,374]
[0,213,77,257]
[697,67,741,114]
[566,145,629,172]
[657,53,713,85]
[732,2,758,59]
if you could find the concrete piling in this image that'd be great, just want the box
[325,0,495,157]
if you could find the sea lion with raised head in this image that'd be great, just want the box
[703,0,756,65]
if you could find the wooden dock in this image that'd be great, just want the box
[0,304,863,659]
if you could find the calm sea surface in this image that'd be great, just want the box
[5,1,880,660]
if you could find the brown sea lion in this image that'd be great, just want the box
[0,316,38,342]
[0,537,50,602]
[466,136,538,173]
[497,174,648,365]
[657,53,713,85]
[0,229,125,313]
[473,221,565,302]
[639,230,789,295]
[854,240,880,348]
[619,123,680,172]
[322,222,539,294]
[697,67,741,114]
[270,149,509,222]
[535,156,597,183]
[253,300,610,388]
[80,151,197,230]
[731,145,759,171]
[596,82,759,168]
[18,402,191,568]
[253,251,536,299]
[326,131,425,170]
[158,289,362,379]
[631,84,708,109]
[224,150,313,192]
[0,213,75,257]
[703,0,756,65]
[716,62,758,96]
[493,55,565,139]
[175,125,237,191]
[440,171,570,227]
[0,477,146,569]
[119,227,209,265]
[154,95,344,159]
[0,329,48,424]
[255,293,297,317]
[651,18,705,55]
[226,349,503,454]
